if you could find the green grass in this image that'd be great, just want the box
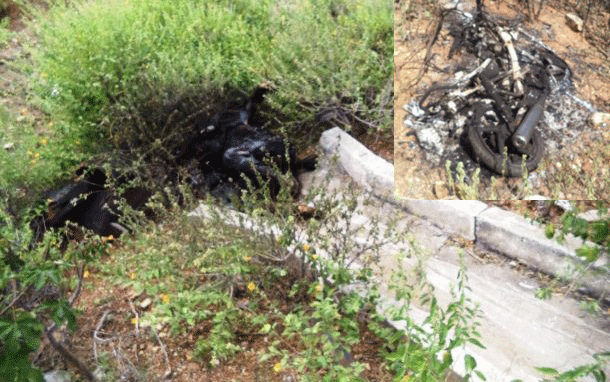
[0,17,11,47]
[0,103,88,214]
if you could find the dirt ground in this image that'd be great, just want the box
[395,0,610,199]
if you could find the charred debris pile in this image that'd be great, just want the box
[29,86,317,243]
[404,0,593,177]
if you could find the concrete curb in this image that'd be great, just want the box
[397,199,610,299]
[320,127,394,195]
[319,126,610,298]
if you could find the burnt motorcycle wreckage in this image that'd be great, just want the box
[30,86,317,243]
[412,1,572,177]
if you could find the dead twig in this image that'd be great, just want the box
[93,310,115,361]
[414,10,448,86]
[128,300,140,336]
[69,262,85,305]
[44,324,98,382]
[154,330,173,379]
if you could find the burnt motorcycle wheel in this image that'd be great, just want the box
[468,116,545,177]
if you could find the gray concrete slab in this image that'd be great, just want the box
[316,127,610,381]
[477,206,610,298]
[396,199,489,241]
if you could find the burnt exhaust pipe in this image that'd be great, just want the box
[512,95,547,151]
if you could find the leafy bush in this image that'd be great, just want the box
[0,201,96,382]
[28,0,392,157]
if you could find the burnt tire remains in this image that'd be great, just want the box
[409,2,573,177]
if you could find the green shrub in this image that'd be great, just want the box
[28,0,392,157]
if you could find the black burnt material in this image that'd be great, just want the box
[417,2,571,177]
[31,86,316,242]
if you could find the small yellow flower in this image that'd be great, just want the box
[161,294,170,304]
[130,272,136,280]
[48,121,54,128]
[131,317,138,325]
[247,282,256,292]
[83,270,90,279]
[273,362,282,373]
[243,256,252,262]
[34,152,40,158]
[101,235,114,243]
[314,283,323,294]
[310,254,319,261]
[302,243,310,252]
[40,138,48,145]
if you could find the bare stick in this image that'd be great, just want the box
[93,309,115,362]
[45,325,98,382]
[155,331,173,379]
[69,263,85,305]
[128,300,140,337]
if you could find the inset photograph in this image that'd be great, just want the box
[395,0,610,199]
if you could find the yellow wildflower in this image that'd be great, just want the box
[302,243,310,252]
[161,294,170,304]
[314,283,323,294]
[273,362,282,373]
[130,272,136,280]
[131,317,138,325]
[243,255,252,262]
[101,235,114,243]
[40,138,48,145]
[247,282,256,292]
[83,270,90,279]
[311,254,319,261]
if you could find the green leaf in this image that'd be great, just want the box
[590,221,609,243]
[468,338,486,349]
[575,245,600,262]
[545,223,555,239]
[535,366,559,375]
[464,354,477,372]
[259,323,272,334]
[7,330,21,353]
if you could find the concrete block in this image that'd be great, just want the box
[319,127,394,194]
[476,207,610,297]
[396,199,489,240]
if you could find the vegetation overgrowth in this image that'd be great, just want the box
[1,0,393,212]
[1,165,489,381]
[2,0,609,381]
[26,0,392,158]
